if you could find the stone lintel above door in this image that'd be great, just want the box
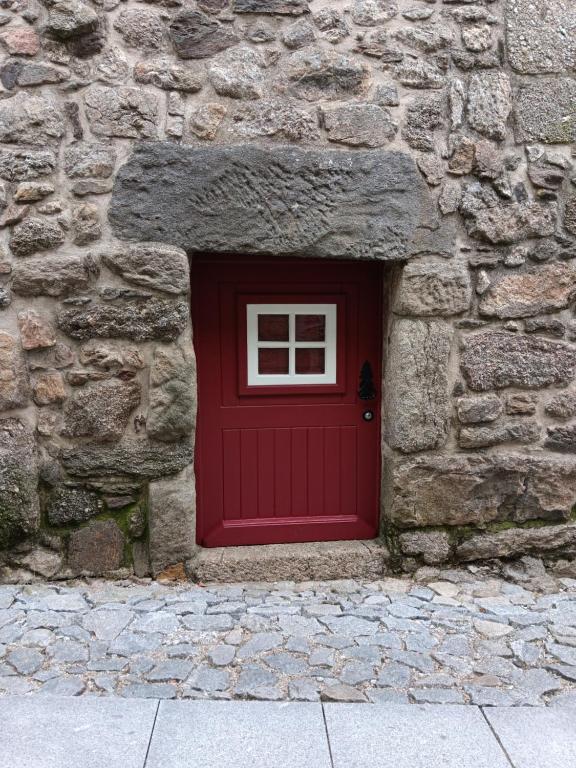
[109,143,428,262]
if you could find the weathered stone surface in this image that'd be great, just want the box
[71,202,101,245]
[208,46,264,99]
[0,26,40,56]
[0,149,56,182]
[0,419,39,549]
[68,520,124,575]
[44,0,99,40]
[387,453,576,528]
[394,258,471,317]
[231,100,318,141]
[188,103,227,140]
[102,243,188,295]
[9,218,64,257]
[384,320,453,453]
[18,310,56,350]
[0,332,29,411]
[457,523,576,561]
[395,58,445,90]
[545,425,576,452]
[57,299,188,342]
[505,393,537,415]
[64,143,116,178]
[47,486,103,525]
[114,8,166,50]
[110,143,425,261]
[398,531,451,565]
[12,255,97,298]
[169,10,239,59]
[14,182,54,202]
[234,0,309,13]
[149,466,196,575]
[506,0,576,74]
[147,344,195,442]
[282,18,315,49]
[457,395,503,425]
[479,262,576,318]
[286,47,370,101]
[545,392,576,420]
[351,0,397,26]
[1,61,68,88]
[321,104,396,147]
[28,343,74,372]
[462,198,556,245]
[32,371,66,405]
[515,79,576,143]
[459,421,540,449]
[84,86,158,139]
[0,93,64,146]
[79,341,144,372]
[467,73,511,141]
[134,58,203,92]
[62,380,141,442]
[61,438,194,478]
[461,332,576,391]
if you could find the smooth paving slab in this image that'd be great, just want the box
[145,700,332,768]
[324,704,512,768]
[485,707,576,768]
[0,696,157,768]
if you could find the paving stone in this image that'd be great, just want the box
[321,684,367,703]
[7,648,44,675]
[409,688,465,705]
[47,640,89,663]
[188,666,230,692]
[464,686,519,707]
[485,708,576,767]
[38,677,86,696]
[375,663,412,688]
[147,660,193,682]
[340,662,375,685]
[264,652,310,676]
[181,615,233,632]
[122,682,177,699]
[209,645,236,666]
[237,633,284,659]
[146,700,332,768]
[235,667,280,698]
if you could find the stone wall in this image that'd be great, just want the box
[1,0,576,578]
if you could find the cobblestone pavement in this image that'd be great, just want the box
[1,559,576,706]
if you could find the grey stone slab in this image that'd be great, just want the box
[110,144,426,262]
[0,695,156,768]
[324,704,511,768]
[146,700,332,768]
[485,707,576,768]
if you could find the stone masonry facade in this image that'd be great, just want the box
[2,0,576,580]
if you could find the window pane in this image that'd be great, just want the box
[295,314,325,342]
[258,348,289,374]
[258,314,289,342]
[295,348,325,374]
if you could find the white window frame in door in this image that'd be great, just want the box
[247,303,337,386]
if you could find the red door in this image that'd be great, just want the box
[192,258,383,547]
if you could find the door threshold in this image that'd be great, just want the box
[188,540,390,584]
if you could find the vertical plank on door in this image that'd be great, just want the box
[257,429,275,519]
[274,428,292,519]
[340,426,358,517]
[291,427,308,517]
[323,426,341,517]
[307,427,325,516]
[222,429,242,521]
[241,430,259,519]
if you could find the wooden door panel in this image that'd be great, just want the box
[192,257,382,547]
